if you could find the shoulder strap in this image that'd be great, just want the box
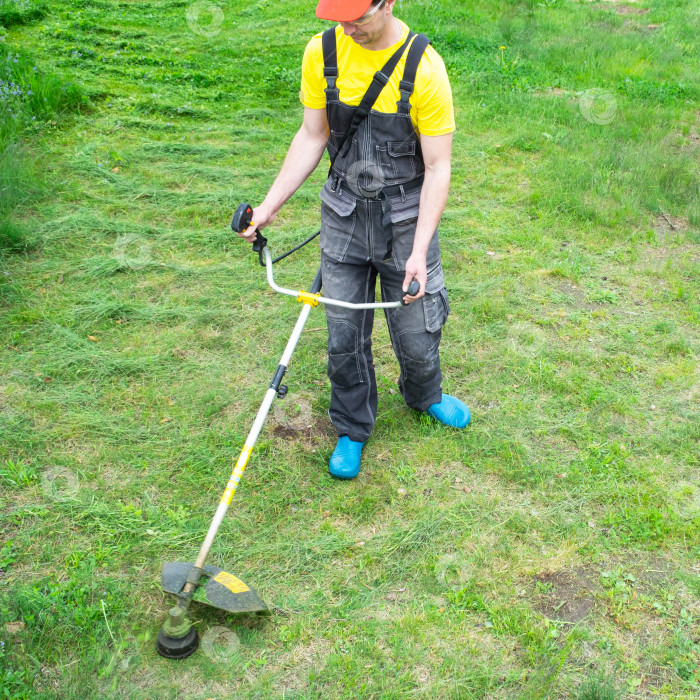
[322,28,337,89]
[336,31,415,160]
[398,33,430,102]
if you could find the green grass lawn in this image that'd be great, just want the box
[1,0,698,697]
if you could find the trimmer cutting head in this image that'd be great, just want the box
[157,562,269,659]
[156,626,199,660]
[161,562,270,616]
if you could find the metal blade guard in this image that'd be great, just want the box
[162,562,270,615]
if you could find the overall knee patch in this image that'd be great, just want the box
[327,318,364,387]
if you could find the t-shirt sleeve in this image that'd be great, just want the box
[300,34,326,109]
[414,48,455,136]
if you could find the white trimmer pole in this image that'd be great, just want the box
[190,300,314,574]
[178,265,322,600]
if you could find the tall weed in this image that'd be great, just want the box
[0,39,87,255]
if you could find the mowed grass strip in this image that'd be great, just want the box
[1,0,698,697]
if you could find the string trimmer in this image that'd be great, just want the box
[156,203,419,659]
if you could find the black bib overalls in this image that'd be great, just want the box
[319,27,450,442]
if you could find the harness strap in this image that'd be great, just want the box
[321,28,338,90]
[398,33,430,103]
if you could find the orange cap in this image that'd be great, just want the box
[316,0,374,22]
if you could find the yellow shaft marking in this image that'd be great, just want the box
[296,290,320,307]
[213,571,250,594]
[220,446,252,505]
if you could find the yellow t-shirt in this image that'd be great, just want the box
[300,20,455,137]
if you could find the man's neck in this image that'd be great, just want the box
[365,17,402,51]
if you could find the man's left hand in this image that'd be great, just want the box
[402,252,427,303]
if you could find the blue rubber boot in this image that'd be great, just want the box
[329,436,365,479]
[426,394,471,429]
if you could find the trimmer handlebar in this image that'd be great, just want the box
[231,202,420,309]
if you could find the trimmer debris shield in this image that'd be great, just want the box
[161,562,270,615]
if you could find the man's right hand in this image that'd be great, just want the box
[238,203,277,242]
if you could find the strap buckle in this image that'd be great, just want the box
[375,71,390,87]
[399,79,414,103]
[323,67,338,89]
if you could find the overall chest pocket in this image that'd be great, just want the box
[376,140,417,184]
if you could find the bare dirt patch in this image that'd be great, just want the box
[272,416,335,441]
[267,392,335,442]
[530,556,679,627]
[653,213,689,239]
[531,568,599,623]
[616,5,650,14]
[557,282,599,311]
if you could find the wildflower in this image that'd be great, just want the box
[500,46,505,50]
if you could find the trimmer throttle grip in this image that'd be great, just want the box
[231,203,254,233]
[231,202,267,264]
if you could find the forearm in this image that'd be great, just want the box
[412,161,451,257]
[400,159,451,301]
[262,126,327,215]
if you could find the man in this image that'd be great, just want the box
[238,0,470,479]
